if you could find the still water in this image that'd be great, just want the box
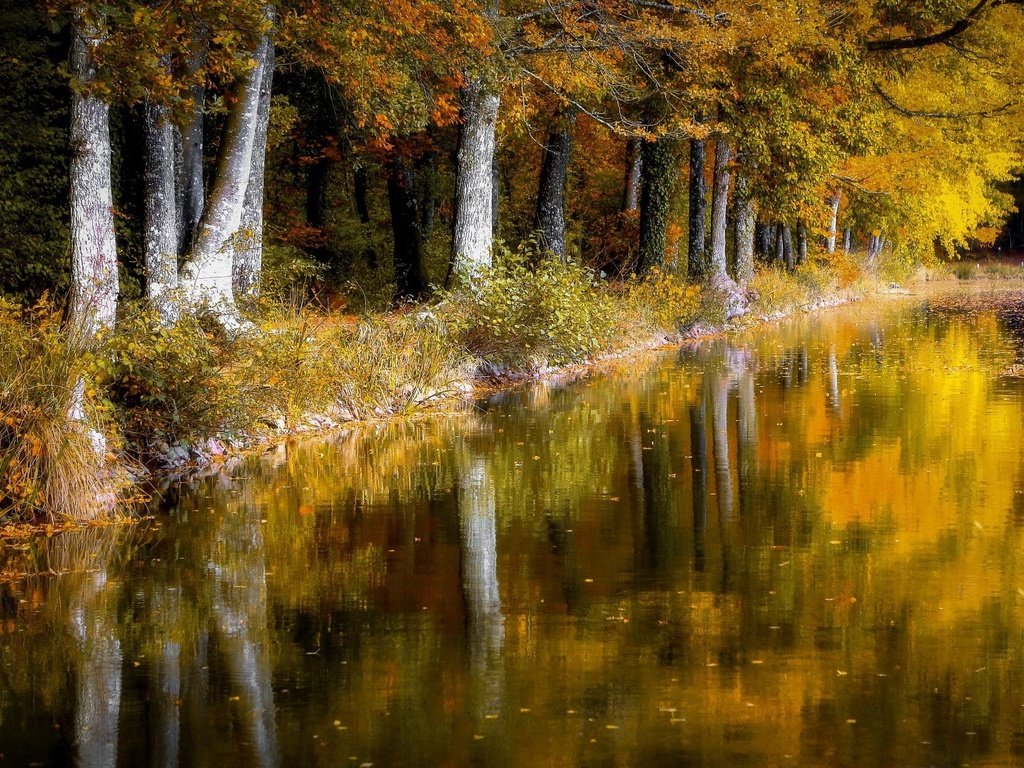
[5,291,1024,767]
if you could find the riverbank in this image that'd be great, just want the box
[0,258,949,525]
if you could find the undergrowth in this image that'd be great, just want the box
[2,250,877,523]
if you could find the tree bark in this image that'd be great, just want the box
[451,77,500,280]
[234,39,275,300]
[177,30,207,256]
[353,165,378,269]
[797,219,808,265]
[68,15,118,340]
[843,226,852,254]
[687,137,707,278]
[622,138,642,212]
[826,195,840,254]
[755,221,772,261]
[386,157,429,300]
[783,224,795,270]
[637,138,677,275]
[144,94,179,324]
[709,138,732,282]
[534,118,573,260]
[733,173,756,286]
[181,26,271,329]
[417,151,437,237]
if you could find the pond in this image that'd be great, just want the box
[5,289,1024,767]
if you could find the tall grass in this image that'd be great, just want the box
[0,299,115,522]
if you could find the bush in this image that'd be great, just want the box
[440,244,615,369]
[97,307,291,452]
[0,299,115,522]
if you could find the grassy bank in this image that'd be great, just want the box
[2,252,884,524]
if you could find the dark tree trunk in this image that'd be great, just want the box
[353,165,378,269]
[638,138,678,275]
[177,30,207,257]
[306,160,329,229]
[843,226,852,254]
[796,219,808,266]
[689,399,708,572]
[775,222,786,265]
[783,224,795,270]
[687,137,707,278]
[387,157,429,300]
[622,138,642,212]
[534,118,574,260]
[755,221,772,260]
[417,152,437,237]
[491,149,500,240]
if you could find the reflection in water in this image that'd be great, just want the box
[6,292,1024,765]
[457,442,505,714]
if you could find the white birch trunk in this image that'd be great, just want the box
[451,78,500,280]
[826,195,840,254]
[234,40,275,299]
[144,96,180,324]
[181,32,270,330]
[69,16,118,340]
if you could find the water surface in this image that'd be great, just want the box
[5,290,1024,766]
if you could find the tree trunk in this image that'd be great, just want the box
[843,226,852,254]
[637,138,677,275]
[491,149,501,240]
[733,173,756,286]
[306,158,330,229]
[622,138,642,212]
[386,157,429,300]
[775,223,785,265]
[144,95,179,324]
[710,363,734,522]
[451,77,500,280]
[534,118,573,260]
[755,221,772,260]
[709,138,732,282]
[417,152,437,237]
[783,224,795,270]
[181,27,271,329]
[177,31,207,256]
[234,39,275,300]
[353,165,378,269]
[687,137,707,278]
[689,399,708,572]
[826,195,840,254]
[796,219,808,265]
[68,16,118,340]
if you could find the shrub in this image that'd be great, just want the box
[97,307,289,452]
[440,244,615,369]
[0,299,115,522]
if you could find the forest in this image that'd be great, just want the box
[3,0,1024,523]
